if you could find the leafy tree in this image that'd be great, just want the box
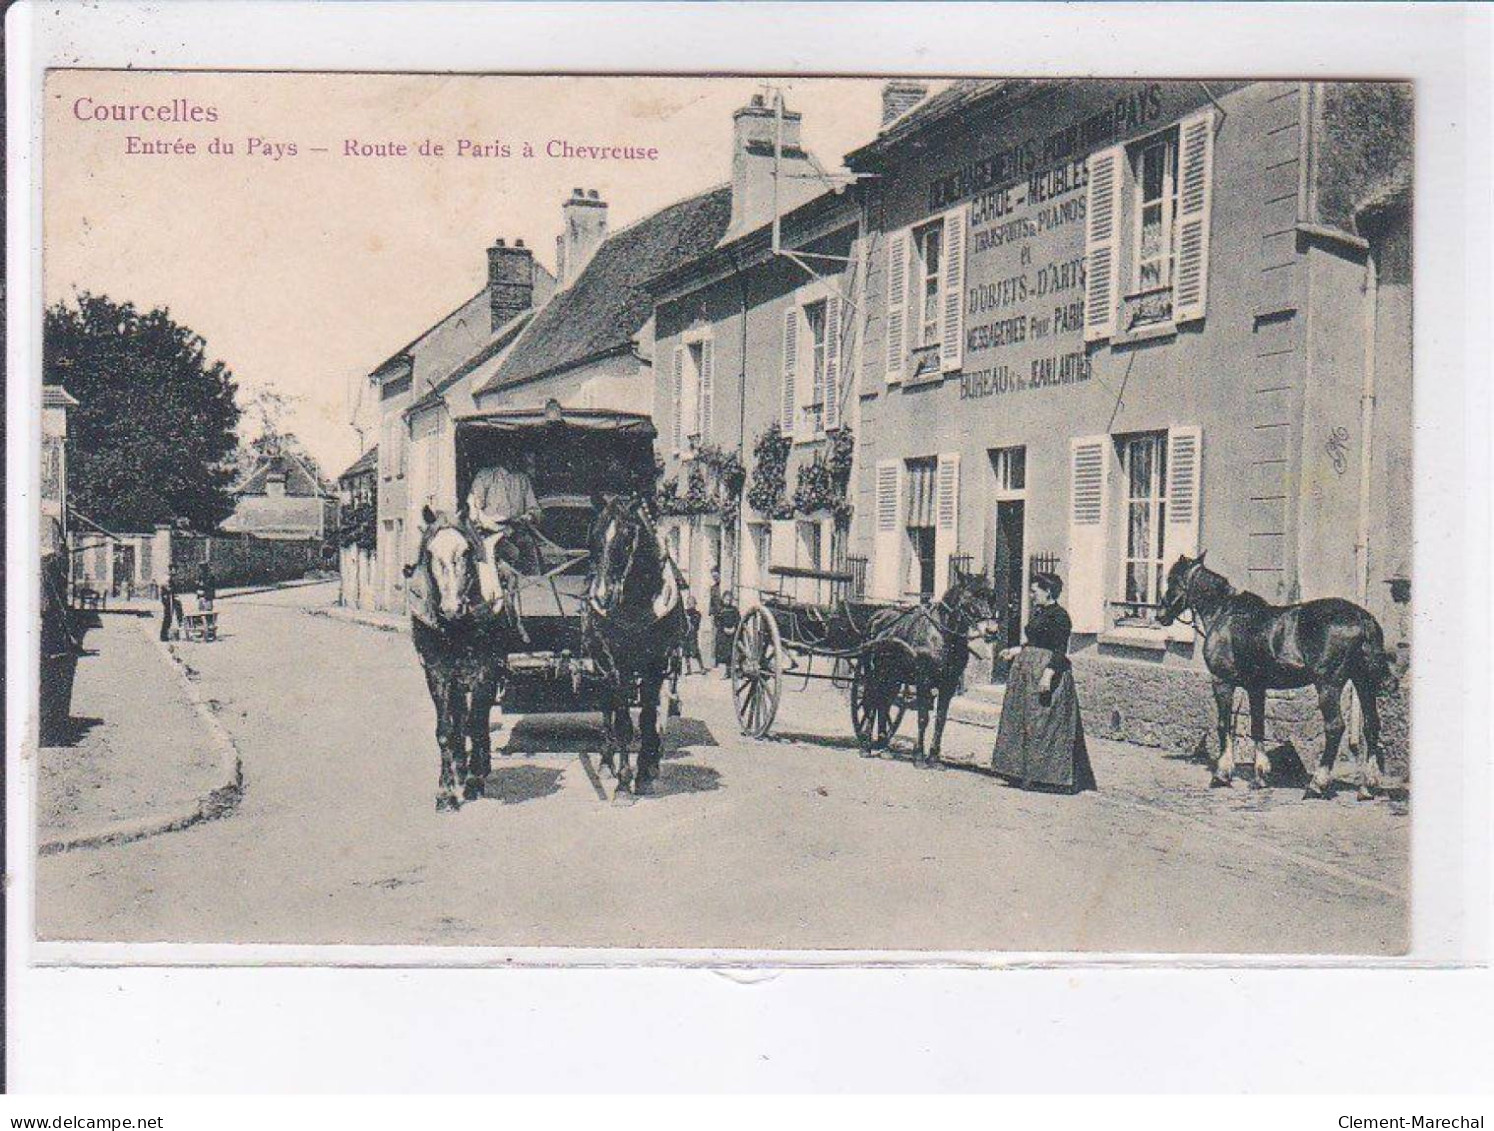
[235,388,330,490]
[44,293,241,531]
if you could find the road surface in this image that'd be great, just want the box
[36,581,1408,954]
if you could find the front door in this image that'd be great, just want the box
[992,499,1025,679]
[112,543,136,597]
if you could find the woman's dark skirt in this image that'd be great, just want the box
[990,646,1097,792]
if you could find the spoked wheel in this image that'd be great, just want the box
[850,658,907,750]
[731,606,783,738]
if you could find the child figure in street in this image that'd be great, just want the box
[683,595,705,675]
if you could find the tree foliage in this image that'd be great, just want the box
[44,293,241,531]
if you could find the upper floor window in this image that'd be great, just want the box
[1083,108,1215,341]
[1120,431,1169,612]
[885,207,968,384]
[782,291,844,442]
[915,221,943,349]
[1134,130,1179,293]
[670,336,714,456]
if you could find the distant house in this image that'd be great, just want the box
[222,452,337,541]
[336,445,379,611]
[359,239,555,613]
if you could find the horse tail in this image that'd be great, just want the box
[1356,612,1395,696]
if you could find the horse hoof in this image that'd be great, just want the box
[1303,786,1330,801]
[436,794,461,813]
[1357,785,1376,802]
[1209,775,1232,789]
[463,778,485,802]
[1248,775,1266,791]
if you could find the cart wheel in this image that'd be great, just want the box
[850,660,906,750]
[731,606,782,738]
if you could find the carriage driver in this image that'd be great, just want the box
[465,450,543,604]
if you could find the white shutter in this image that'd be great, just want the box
[780,307,798,434]
[795,306,817,442]
[1165,426,1202,560]
[671,346,685,453]
[870,460,905,600]
[680,346,699,448]
[699,339,715,441]
[885,228,909,385]
[940,208,968,373]
[933,452,961,594]
[1084,146,1123,342]
[1174,110,1215,323]
[1067,436,1111,633]
[823,296,842,432]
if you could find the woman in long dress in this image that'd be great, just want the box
[990,572,1097,792]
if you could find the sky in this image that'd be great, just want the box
[44,71,906,475]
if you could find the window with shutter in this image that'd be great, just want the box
[1084,146,1122,342]
[885,229,909,384]
[1165,426,1202,561]
[1066,436,1111,633]
[1173,111,1215,322]
[940,208,967,373]
[669,346,686,454]
[698,339,714,441]
[871,460,904,600]
[823,296,841,432]
[780,307,798,434]
[933,452,961,593]
[800,300,827,440]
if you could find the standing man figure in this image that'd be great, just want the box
[466,450,543,604]
[159,579,176,641]
[197,562,217,612]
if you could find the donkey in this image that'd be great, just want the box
[405,506,522,811]
[582,494,689,796]
[857,568,1000,766]
[1156,553,1393,799]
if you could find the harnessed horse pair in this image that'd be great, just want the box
[406,495,685,809]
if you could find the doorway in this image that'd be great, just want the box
[988,445,1027,682]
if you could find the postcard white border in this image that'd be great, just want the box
[7,0,1492,1092]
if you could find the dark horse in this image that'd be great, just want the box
[857,568,999,765]
[1156,553,1393,799]
[405,506,522,811]
[582,494,689,796]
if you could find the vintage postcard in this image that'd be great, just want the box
[29,65,1420,959]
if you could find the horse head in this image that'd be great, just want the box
[407,505,483,625]
[588,493,661,616]
[1157,551,1219,626]
[944,566,1000,638]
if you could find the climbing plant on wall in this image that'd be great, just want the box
[792,427,855,528]
[747,424,793,521]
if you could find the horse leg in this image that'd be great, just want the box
[1248,687,1270,788]
[1353,675,1384,801]
[432,678,462,812]
[927,681,953,766]
[464,663,501,801]
[636,669,664,794]
[615,689,636,796]
[914,683,931,765]
[1210,680,1234,788]
[598,698,617,775]
[1305,681,1345,800]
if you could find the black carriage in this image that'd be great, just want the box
[452,405,671,714]
[729,565,916,748]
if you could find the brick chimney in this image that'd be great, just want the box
[487,237,535,331]
[726,93,819,240]
[555,187,608,288]
[881,80,929,127]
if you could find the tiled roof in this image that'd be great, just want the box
[479,184,733,395]
[43,384,79,408]
[338,446,379,481]
[237,453,331,498]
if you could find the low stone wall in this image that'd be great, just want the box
[1072,656,1410,780]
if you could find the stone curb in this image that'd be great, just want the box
[305,605,407,634]
[37,618,245,857]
